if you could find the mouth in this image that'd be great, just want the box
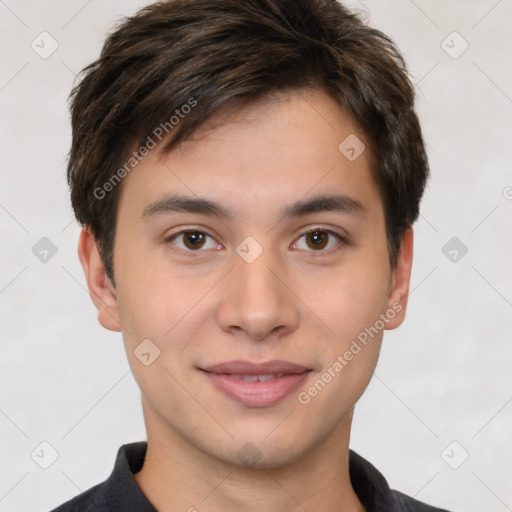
[198,360,312,407]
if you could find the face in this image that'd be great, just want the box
[80,89,412,469]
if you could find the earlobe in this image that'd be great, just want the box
[385,228,414,330]
[77,228,122,332]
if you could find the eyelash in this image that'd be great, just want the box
[164,227,346,258]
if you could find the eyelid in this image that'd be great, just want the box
[296,225,347,240]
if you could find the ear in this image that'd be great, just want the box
[77,227,121,332]
[385,228,413,330]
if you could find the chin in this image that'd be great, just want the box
[224,442,306,470]
[210,430,310,470]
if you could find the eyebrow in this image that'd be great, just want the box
[141,193,366,220]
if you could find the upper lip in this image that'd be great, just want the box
[200,360,311,375]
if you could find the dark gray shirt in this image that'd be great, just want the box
[50,442,451,512]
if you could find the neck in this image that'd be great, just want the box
[134,405,364,512]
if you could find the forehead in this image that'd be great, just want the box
[117,89,382,223]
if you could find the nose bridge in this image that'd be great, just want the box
[234,233,280,286]
[237,251,279,300]
[234,244,285,313]
[217,240,299,339]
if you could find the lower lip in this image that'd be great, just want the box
[202,371,310,407]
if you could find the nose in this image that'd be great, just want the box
[216,248,300,341]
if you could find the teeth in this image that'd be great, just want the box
[240,375,259,382]
[257,374,277,382]
[228,374,283,382]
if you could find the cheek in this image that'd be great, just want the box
[295,267,388,421]
[114,234,197,337]
[114,273,194,410]
[114,257,225,389]
[303,260,391,343]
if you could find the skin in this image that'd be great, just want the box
[79,89,413,512]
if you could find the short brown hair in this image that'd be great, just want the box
[67,0,429,283]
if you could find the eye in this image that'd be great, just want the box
[292,229,344,253]
[167,230,221,253]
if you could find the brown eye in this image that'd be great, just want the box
[182,231,206,250]
[305,230,329,250]
[293,229,344,253]
[168,230,220,253]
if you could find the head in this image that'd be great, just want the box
[71,0,428,469]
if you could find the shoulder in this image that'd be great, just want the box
[48,442,150,512]
[49,482,109,512]
[390,490,452,512]
[348,450,452,512]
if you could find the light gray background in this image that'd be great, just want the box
[1,1,511,511]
